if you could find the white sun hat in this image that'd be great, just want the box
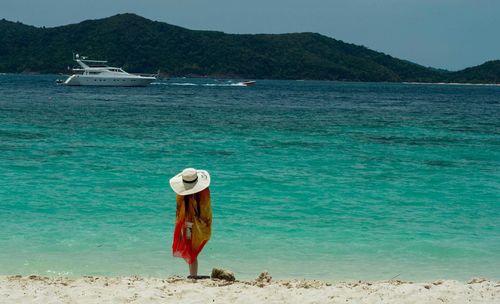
[169,168,211,195]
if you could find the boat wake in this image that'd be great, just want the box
[152,82,248,87]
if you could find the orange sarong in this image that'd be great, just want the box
[172,188,212,264]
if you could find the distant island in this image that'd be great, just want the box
[0,13,498,83]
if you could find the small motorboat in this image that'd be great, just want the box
[241,80,256,86]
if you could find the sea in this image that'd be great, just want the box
[0,74,499,282]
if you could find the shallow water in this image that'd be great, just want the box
[0,75,499,281]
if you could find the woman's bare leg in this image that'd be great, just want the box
[189,258,198,277]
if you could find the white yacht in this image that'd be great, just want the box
[62,54,156,87]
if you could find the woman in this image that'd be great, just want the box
[169,168,212,278]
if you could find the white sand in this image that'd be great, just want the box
[1,275,499,304]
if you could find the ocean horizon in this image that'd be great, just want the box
[0,74,499,281]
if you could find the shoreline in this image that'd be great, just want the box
[402,81,500,87]
[1,275,498,303]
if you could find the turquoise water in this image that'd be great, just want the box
[0,74,499,281]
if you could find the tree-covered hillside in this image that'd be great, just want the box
[450,60,500,83]
[0,13,498,83]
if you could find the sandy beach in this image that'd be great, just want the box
[1,275,499,304]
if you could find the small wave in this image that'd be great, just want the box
[203,83,246,87]
[169,82,198,86]
[151,82,197,86]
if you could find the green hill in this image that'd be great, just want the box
[450,60,500,83]
[0,13,498,83]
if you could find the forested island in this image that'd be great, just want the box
[0,13,498,83]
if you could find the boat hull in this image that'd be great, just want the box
[63,75,155,87]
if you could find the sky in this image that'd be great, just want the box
[1,0,499,71]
